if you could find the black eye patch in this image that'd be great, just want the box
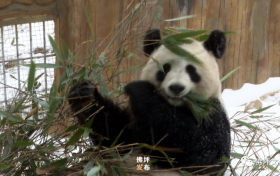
[186,65,201,83]
[156,71,165,82]
[163,63,171,73]
[156,63,171,82]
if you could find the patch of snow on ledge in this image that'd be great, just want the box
[222,77,280,107]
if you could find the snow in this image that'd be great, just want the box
[222,77,280,176]
[0,21,55,109]
[222,77,280,107]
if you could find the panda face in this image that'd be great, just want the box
[141,30,226,107]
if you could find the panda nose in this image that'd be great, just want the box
[169,84,185,95]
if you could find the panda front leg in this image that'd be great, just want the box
[68,80,133,146]
[124,81,172,145]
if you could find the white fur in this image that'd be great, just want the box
[140,39,222,106]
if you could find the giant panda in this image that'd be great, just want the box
[68,29,231,175]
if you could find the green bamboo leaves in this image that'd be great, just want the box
[27,61,35,91]
[161,30,208,66]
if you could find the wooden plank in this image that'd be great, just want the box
[269,0,280,77]
[223,0,237,89]
[0,2,57,22]
[251,0,270,84]
[232,0,247,90]
[191,0,203,30]
[237,0,249,89]
[217,0,231,90]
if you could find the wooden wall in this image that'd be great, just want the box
[1,0,279,90]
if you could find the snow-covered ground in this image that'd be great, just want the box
[222,77,280,176]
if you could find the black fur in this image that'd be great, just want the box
[156,71,165,82]
[68,80,133,146]
[203,30,226,59]
[186,65,201,83]
[68,80,231,175]
[143,29,161,56]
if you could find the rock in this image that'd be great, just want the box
[244,99,262,112]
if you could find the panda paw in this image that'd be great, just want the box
[68,80,100,106]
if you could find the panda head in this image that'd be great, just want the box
[141,29,226,106]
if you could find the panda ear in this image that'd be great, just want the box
[203,30,226,59]
[143,29,161,56]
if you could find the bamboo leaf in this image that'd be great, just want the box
[27,61,36,91]
[0,111,22,122]
[84,116,95,128]
[108,85,126,96]
[87,166,101,176]
[48,35,64,64]
[127,52,133,59]
[235,119,259,130]
[251,104,276,114]
[249,115,264,118]
[163,30,208,40]
[83,160,94,174]
[92,63,103,69]
[0,163,9,169]
[85,5,95,40]
[196,31,236,42]
[54,158,68,167]
[73,68,86,80]
[22,63,62,68]
[216,163,227,176]
[97,74,108,97]
[110,127,126,148]
[29,159,38,176]
[13,141,34,147]
[83,128,92,140]
[162,37,202,66]
[11,38,15,45]
[65,125,79,132]
[11,96,27,113]
[164,15,195,21]
[70,51,80,62]
[122,50,127,57]
[61,40,69,60]
[196,34,210,42]
[58,69,68,90]
[155,11,161,21]
[273,145,280,152]
[231,152,243,159]
[67,129,84,145]
[223,31,237,35]
[220,67,240,82]
[38,101,49,110]
[10,74,17,80]
[169,28,190,33]
[98,51,107,65]
[266,164,279,172]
